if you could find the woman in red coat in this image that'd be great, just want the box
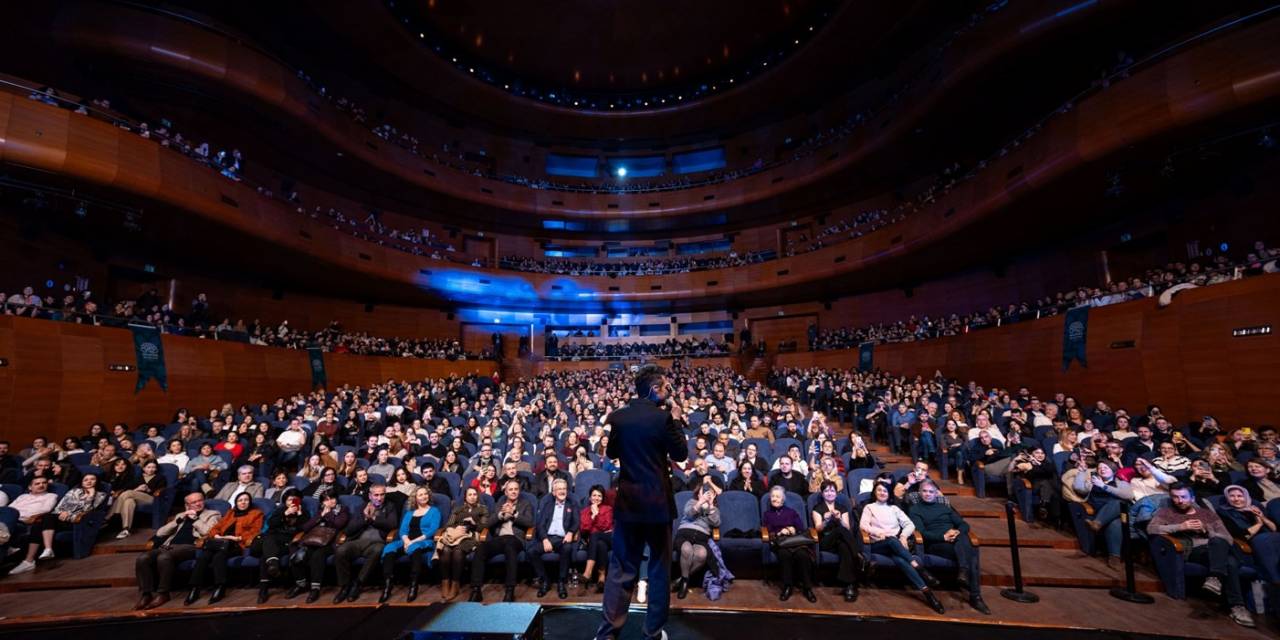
[579,484,614,593]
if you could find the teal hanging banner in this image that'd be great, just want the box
[858,342,874,372]
[1062,305,1089,371]
[307,346,327,389]
[129,323,167,392]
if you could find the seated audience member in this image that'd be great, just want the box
[1216,484,1280,585]
[416,461,453,497]
[334,483,398,603]
[498,461,532,494]
[134,492,221,610]
[763,486,816,602]
[6,477,61,574]
[288,490,349,603]
[811,480,862,601]
[1188,459,1230,502]
[533,452,571,498]
[529,478,579,599]
[569,446,595,478]
[1150,440,1192,480]
[682,458,724,492]
[368,448,397,480]
[908,480,989,614]
[380,486,442,603]
[245,432,277,475]
[728,459,766,498]
[579,484,614,594]
[185,442,228,495]
[1073,459,1132,563]
[894,461,932,500]
[348,468,373,499]
[1009,447,1060,521]
[771,444,809,477]
[263,470,294,506]
[101,458,133,492]
[303,466,346,499]
[1242,458,1280,504]
[439,449,464,475]
[111,459,168,538]
[438,486,488,602]
[860,482,944,613]
[1147,484,1254,628]
[275,420,308,471]
[388,467,420,506]
[214,465,265,502]
[767,455,808,496]
[471,464,500,498]
[157,440,189,474]
[186,492,263,605]
[470,478,534,603]
[807,456,843,496]
[967,430,1008,480]
[254,494,307,603]
[705,441,735,476]
[1129,457,1177,503]
[672,482,722,600]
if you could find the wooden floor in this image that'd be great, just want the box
[0,580,1270,639]
[0,440,1272,637]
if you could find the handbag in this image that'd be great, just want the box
[774,534,813,549]
[299,525,337,548]
[439,525,471,548]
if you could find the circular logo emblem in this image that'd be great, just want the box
[1067,321,1085,341]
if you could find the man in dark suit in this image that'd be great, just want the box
[596,365,688,640]
[529,478,580,598]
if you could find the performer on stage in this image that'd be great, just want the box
[596,365,689,640]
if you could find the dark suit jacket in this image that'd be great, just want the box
[533,495,581,540]
[484,496,535,535]
[606,398,689,523]
[533,469,571,497]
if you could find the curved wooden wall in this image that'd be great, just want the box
[774,275,1280,430]
[7,16,1280,309]
[0,316,493,443]
[52,0,1123,218]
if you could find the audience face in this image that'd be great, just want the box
[919,482,940,504]
[1225,487,1250,509]
[769,488,785,508]
[872,483,891,504]
[1169,487,1195,511]
[184,493,206,513]
[822,484,838,503]
[503,480,521,502]
[234,492,252,512]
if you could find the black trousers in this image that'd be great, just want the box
[135,544,198,594]
[291,546,333,586]
[471,534,523,587]
[191,542,241,586]
[776,546,814,588]
[529,535,572,583]
[587,531,613,568]
[818,526,862,585]
[1188,537,1244,606]
[381,548,431,583]
[335,536,386,586]
[923,535,981,591]
[253,534,291,581]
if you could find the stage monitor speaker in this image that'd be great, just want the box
[402,603,543,640]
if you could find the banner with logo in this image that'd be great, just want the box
[130,323,167,392]
[858,342,874,372]
[307,346,327,389]
[1062,305,1089,371]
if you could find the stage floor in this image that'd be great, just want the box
[0,579,1270,639]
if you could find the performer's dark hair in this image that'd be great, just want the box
[634,364,666,398]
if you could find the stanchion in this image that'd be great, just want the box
[1109,512,1155,603]
[1000,500,1039,603]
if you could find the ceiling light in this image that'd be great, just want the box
[616,167,627,178]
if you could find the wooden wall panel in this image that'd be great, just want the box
[0,316,498,443]
[775,275,1280,428]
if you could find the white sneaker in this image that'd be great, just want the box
[1230,605,1256,628]
[1201,576,1222,596]
[646,630,668,640]
[636,580,648,604]
[116,530,131,540]
[9,560,35,575]
[37,548,54,561]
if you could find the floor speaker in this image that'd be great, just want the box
[402,603,543,640]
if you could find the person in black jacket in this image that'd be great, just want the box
[288,491,350,603]
[469,478,534,602]
[596,365,688,640]
[907,481,989,614]
[253,494,308,603]
[533,452,571,498]
[529,478,580,598]
[1009,447,1060,522]
[333,484,399,603]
